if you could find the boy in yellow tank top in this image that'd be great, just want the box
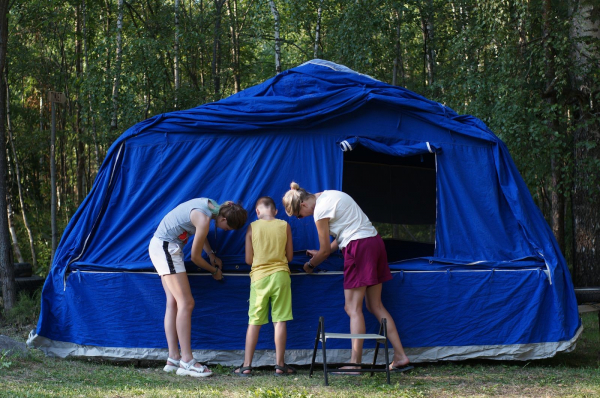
[233,197,295,377]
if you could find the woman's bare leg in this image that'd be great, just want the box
[365,283,410,368]
[343,286,367,370]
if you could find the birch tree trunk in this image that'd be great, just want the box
[314,0,323,59]
[0,0,15,312]
[110,0,123,130]
[570,0,600,286]
[6,73,37,268]
[174,0,180,107]
[268,0,281,74]
[7,202,23,264]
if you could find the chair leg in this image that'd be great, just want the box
[371,320,384,377]
[383,318,390,385]
[309,317,322,378]
[321,317,329,386]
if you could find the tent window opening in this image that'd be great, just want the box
[342,145,436,262]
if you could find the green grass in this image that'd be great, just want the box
[1,304,599,397]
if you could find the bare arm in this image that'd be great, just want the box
[285,223,293,263]
[190,210,222,280]
[304,218,331,273]
[245,225,253,266]
[330,239,339,252]
[202,235,221,268]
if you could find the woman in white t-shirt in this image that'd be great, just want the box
[283,182,411,374]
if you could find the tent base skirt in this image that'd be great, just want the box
[27,325,582,365]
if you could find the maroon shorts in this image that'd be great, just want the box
[342,234,392,289]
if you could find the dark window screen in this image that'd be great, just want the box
[342,146,436,225]
[342,145,437,261]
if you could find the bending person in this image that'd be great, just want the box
[283,182,411,373]
[149,198,247,377]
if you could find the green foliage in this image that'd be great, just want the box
[374,223,435,243]
[3,0,599,276]
[0,351,13,369]
[4,291,42,327]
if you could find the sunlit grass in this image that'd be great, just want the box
[1,309,599,397]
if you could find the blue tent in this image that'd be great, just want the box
[28,60,581,364]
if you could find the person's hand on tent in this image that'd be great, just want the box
[304,249,318,274]
[210,255,223,270]
[210,256,224,281]
[211,266,224,281]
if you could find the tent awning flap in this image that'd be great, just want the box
[339,136,438,157]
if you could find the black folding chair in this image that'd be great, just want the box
[309,316,391,386]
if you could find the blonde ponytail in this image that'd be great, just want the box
[282,181,311,216]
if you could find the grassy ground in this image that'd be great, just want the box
[1,293,599,397]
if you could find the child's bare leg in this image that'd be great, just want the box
[274,321,287,368]
[238,324,261,374]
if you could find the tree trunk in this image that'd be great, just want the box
[314,0,323,59]
[0,0,15,312]
[50,101,57,265]
[7,202,23,264]
[419,0,435,89]
[268,0,281,74]
[542,0,565,253]
[82,0,100,170]
[570,0,600,286]
[6,73,37,268]
[392,7,406,87]
[225,0,241,93]
[76,3,86,204]
[39,96,43,132]
[212,0,226,98]
[110,0,124,130]
[392,224,399,240]
[104,0,112,90]
[174,0,180,107]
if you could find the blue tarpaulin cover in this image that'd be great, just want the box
[29,60,580,364]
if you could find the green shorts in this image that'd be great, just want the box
[248,271,293,325]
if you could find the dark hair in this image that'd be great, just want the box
[218,202,248,229]
[255,196,276,210]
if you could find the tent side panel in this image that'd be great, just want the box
[73,132,344,272]
[34,269,580,354]
[436,145,537,261]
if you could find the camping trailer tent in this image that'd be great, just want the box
[28,60,581,365]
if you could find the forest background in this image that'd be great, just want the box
[0,0,598,310]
